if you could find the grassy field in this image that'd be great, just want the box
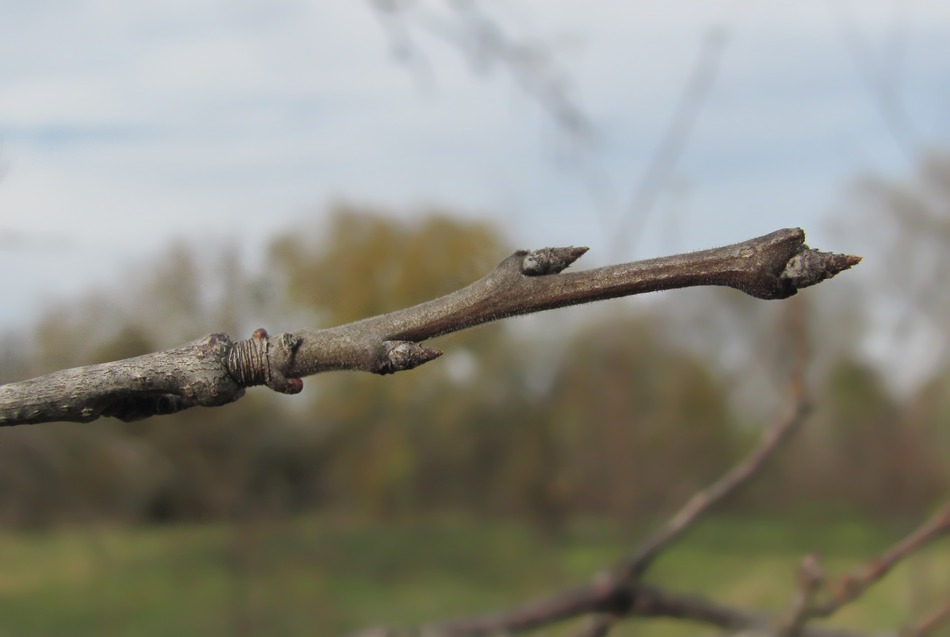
[0,514,946,636]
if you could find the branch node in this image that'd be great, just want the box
[227,328,304,394]
[377,341,443,375]
[267,332,304,394]
[227,328,270,387]
[521,246,589,276]
[778,552,826,637]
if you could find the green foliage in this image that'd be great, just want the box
[0,515,941,637]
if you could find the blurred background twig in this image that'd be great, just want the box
[2,1,950,636]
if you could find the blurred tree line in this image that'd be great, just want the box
[2,153,950,529]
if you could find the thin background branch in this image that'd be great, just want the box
[903,598,950,637]
[366,1,731,258]
[359,344,811,636]
[610,26,729,260]
[811,501,950,619]
[825,0,919,163]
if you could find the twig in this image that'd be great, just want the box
[767,500,950,637]
[631,585,867,637]
[359,583,870,637]
[825,0,918,164]
[811,502,950,618]
[571,613,617,637]
[353,367,812,637]
[902,598,950,637]
[369,0,592,139]
[0,228,857,426]
[620,371,808,580]
[779,552,827,637]
[612,26,729,259]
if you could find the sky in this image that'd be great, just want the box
[1,0,949,335]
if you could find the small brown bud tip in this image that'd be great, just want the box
[781,247,861,290]
[378,341,443,375]
[419,346,443,363]
[522,246,589,276]
[252,328,269,340]
[266,376,303,394]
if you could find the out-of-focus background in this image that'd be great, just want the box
[2,2,950,636]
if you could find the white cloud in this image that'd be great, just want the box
[0,0,949,334]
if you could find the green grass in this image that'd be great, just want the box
[0,514,945,636]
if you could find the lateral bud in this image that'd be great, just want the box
[521,246,589,276]
[377,341,443,375]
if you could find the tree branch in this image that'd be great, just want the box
[770,500,950,637]
[350,373,811,637]
[629,585,868,637]
[779,552,827,637]
[620,372,808,580]
[810,501,950,619]
[570,614,618,637]
[345,583,871,637]
[902,598,950,637]
[0,228,858,426]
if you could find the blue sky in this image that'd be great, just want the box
[1,0,948,334]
